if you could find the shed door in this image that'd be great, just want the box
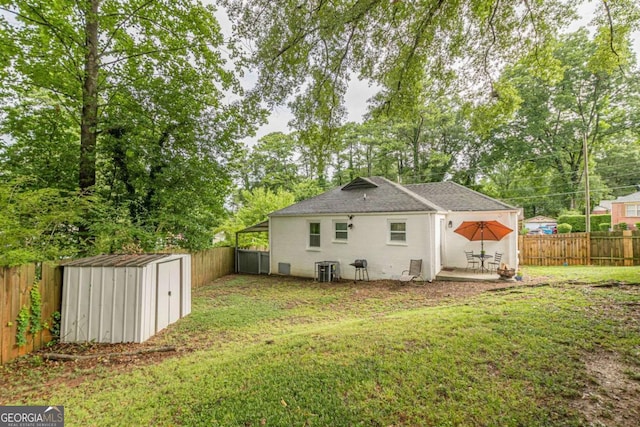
[156,260,181,332]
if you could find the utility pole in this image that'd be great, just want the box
[583,132,591,233]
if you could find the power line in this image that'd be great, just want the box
[500,184,637,202]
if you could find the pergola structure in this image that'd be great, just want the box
[235,220,269,273]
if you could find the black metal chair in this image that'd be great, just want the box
[465,251,479,271]
[488,252,503,272]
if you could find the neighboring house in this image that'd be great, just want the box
[611,191,640,229]
[592,200,612,215]
[267,176,519,282]
[523,216,557,233]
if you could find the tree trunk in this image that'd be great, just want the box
[79,0,100,192]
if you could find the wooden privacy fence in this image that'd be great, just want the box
[519,231,640,266]
[189,247,235,288]
[1,263,62,365]
[1,246,235,365]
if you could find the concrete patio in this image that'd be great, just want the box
[435,267,516,282]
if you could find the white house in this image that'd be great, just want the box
[268,176,519,282]
[523,215,557,232]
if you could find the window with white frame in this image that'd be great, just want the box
[625,204,640,217]
[389,221,406,242]
[334,222,348,241]
[309,222,321,247]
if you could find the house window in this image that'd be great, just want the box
[334,222,348,241]
[625,204,640,217]
[309,222,321,247]
[389,221,406,242]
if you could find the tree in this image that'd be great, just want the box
[479,30,640,214]
[240,132,301,193]
[221,0,637,135]
[0,1,259,254]
[216,188,295,248]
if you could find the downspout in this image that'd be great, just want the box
[428,213,436,282]
[268,217,272,275]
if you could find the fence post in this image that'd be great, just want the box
[623,230,633,266]
[585,232,591,265]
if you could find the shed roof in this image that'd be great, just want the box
[269,176,516,217]
[63,254,173,267]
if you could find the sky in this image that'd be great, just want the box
[215,2,640,144]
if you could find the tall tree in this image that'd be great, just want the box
[221,0,632,136]
[481,30,640,212]
[0,0,260,254]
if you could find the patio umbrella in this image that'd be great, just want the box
[454,220,513,252]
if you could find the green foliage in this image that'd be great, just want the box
[15,306,30,347]
[599,223,611,231]
[0,179,87,266]
[29,285,42,335]
[590,214,612,232]
[556,223,572,233]
[557,215,585,232]
[217,188,295,247]
[48,311,61,344]
[14,283,45,346]
[0,0,260,257]
[614,222,629,231]
[481,30,640,216]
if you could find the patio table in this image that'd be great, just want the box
[472,253,493,272]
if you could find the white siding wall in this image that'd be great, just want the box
[270,213,435,281]
[443,211,519,270]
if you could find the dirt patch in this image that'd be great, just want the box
[572,352,640,426]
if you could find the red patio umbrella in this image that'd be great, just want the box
[453,220,513,252]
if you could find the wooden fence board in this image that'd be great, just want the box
[520,232,640,266]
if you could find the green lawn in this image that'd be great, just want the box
[1,267,639,426]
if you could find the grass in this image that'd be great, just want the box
[521,265,640,284]
[1,268,639,426]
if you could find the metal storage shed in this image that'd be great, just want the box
[61,254,191,343]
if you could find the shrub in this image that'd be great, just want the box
[590,214,611,232]
[614,222,628,231]
[557,223,572,233]
[598,223,611,231]
[557,215,585,232]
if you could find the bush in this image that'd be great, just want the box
[557,215,585,232]
[591,214,611,232]
[614,222,628,231]
[598,223,611,231]
[557,223,572,233]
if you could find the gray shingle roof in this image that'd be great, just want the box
[270,177,516,216]
[615,191,640,202]
[405,181,516,211]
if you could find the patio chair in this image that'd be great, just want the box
[487,252,503,272]
[399,259,424,283]
[465,251,479,271]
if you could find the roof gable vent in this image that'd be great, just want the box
[341,177,378,191]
